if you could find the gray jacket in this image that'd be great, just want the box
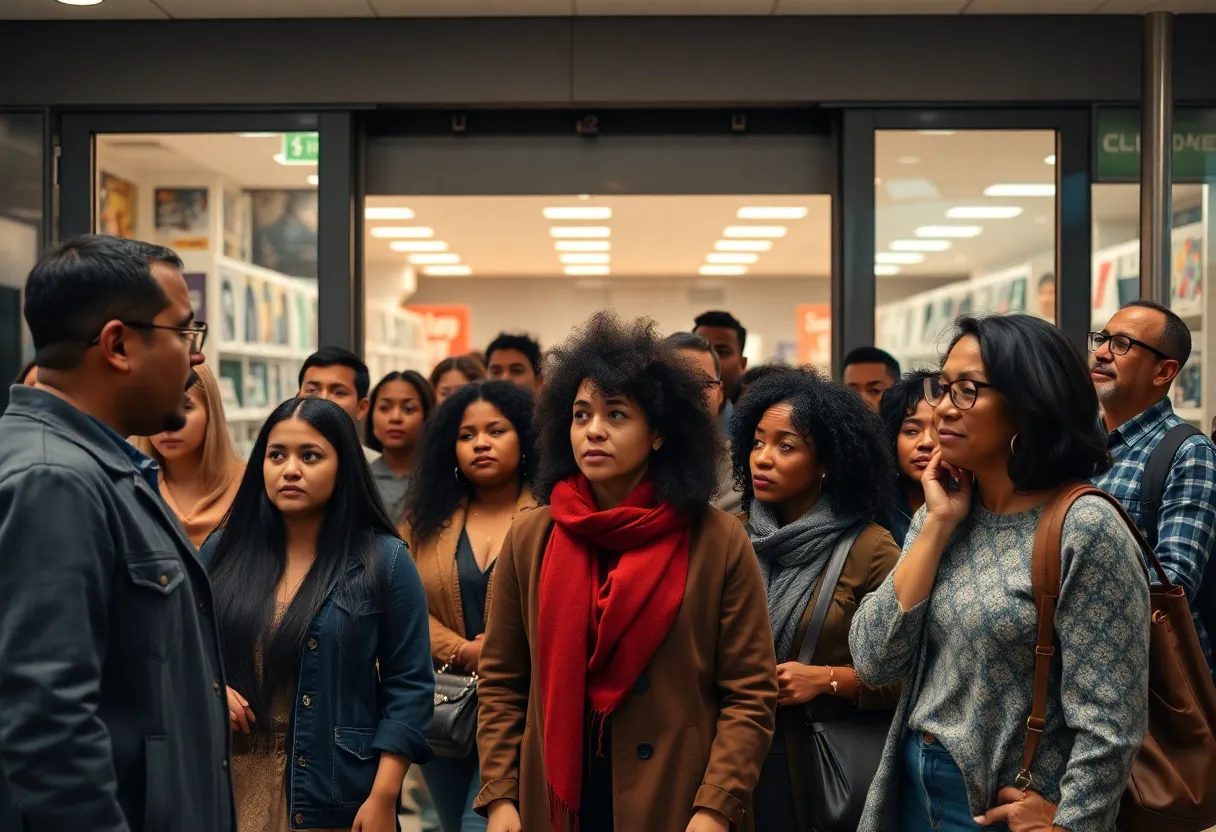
[0,385,236,832]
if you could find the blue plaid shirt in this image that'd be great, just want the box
[1093,397,1216,675]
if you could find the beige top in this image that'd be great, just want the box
[160,460,245,548]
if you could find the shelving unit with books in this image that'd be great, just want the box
[364,302,428,383]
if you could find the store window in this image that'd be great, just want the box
[874,129,1057,373]
[95,132,319,454]
[0,113,42,408]
[361,193,833,401]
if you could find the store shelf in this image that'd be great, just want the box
[225,406,273,423]
[218,341,312,361]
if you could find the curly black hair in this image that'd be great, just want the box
[878,369,937,485]
[729,366,895,520]
[403,380,535,545]
[532,311,721,515]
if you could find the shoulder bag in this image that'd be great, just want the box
[796,522,894,832]
[1021,484,1216,831]
[428,658,479,758]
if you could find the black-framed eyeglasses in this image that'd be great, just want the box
[1088,331,1173,362]
[90,321,208,354]
[923,376,996,411]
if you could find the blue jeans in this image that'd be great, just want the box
[420,750,487,832]
[900,733,1008,832]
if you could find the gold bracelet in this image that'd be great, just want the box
[829,666,839,695]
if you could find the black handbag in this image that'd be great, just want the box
[795,523,893,832]
[428,661,479,758]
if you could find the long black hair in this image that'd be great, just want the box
[206,397,398,735]
[366,370,436,453]
[878,369,936,486]
[532,311,720,515]
[403,380,535,545]
[729,366,894,519]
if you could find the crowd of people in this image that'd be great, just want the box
[0,233,1214,832]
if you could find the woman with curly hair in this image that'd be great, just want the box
[474,312,778,832]
[730,367,901,832]
[877,370,938,547]
[400,380,536,832]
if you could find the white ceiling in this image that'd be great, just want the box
[5,0,1215,19]
[95,130,1164,281]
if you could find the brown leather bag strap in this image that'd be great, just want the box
[1019,483,1155,790]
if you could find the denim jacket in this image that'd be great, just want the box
[200,533,434,828]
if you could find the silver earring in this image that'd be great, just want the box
[1010,432,1022,455]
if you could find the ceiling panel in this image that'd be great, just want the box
[777,0,966,12]
[0,0,167,19]
[965,0,1105,11]
[576,0,774,14]
[155,0,374,18]
[372,0,572,13]
[1100,0,1216,10]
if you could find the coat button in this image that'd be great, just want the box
[297,755,308,768]
[213,680,221,694]
[294,814,304,825]
[307,638,318,650]
[632,673,650,694]
[158,575,169,586]
[301,695,312,707]
[221,759,228,770]
[637,742,653,760]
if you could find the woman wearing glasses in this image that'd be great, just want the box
[849,315,1150,832]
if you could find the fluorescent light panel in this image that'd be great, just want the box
[915,225,983,239]
[543,207,612,220]
[945,206,1023,219]
[550,226,611,239]
[238,132,280,138]
[706,252,759,264]
[983,183,1055,197]
[423,265,472,276]
[408,253,461,265]
[306,175,319,186]
[555,241,610,252]
[390,241,449,252]
[715,240,773,252]
[699,265,748,276]
[722,226,787,238]
[370,227,434,239]
[1044,155,1057,165]
[365,207,415,220]
[889,239,952,252]
[736,207,808,220]
[560,253,610,265]
[564,266,611,276]
[272,153,316,167]
[876,252,926,265]
[875,265,901,276]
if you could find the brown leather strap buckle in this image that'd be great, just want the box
[1026,716,1046,733]
[1014,769,1035,791]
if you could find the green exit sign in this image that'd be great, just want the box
[281,132,319,165]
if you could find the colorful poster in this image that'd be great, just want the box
[183,272,207,323]
[223,189,250,261]
[98,172,137,239]
[795,304,831,371]
[405,304,471,370]
[219,268,239,343]
[154,188,210,250]
[250,190,318,279]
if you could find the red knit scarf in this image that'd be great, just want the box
[538,475,689,831]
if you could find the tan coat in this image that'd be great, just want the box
[475,505,779,832]
[404,489,537,667]
[159,460,244,549]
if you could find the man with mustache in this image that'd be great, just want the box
[1090,300,1216,675]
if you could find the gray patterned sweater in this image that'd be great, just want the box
[848,497,1150,832]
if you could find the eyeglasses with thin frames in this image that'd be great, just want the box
[923,375,996,411]
[1088,331,1173,362]
[90,321,208,355]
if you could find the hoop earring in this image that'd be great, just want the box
[1010,432,1022,455]
[454,466,467,484]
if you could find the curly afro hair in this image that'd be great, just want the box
[729,366,895,520]
[531,311,721,515]
[403,380,535,545]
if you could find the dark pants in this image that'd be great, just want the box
[900,733,1008,832]
[420,750,487,832]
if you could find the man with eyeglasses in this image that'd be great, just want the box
[1090,300,1216,676]
[0,235,235,831]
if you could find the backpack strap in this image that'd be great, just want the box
[796,522,868,667]
[1141,423,1203,549]
[1018,483,1159,791]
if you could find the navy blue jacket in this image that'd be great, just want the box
[200,533,434,828]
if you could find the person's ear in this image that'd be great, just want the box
[740,355,749,371]
[356,397,371,422]
[1156,359,1182,388]
[96,320,132,371]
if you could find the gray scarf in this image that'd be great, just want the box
[748,498,857,661]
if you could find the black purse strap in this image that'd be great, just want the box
[796,522,867,667]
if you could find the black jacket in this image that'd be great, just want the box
[0,386,236,832]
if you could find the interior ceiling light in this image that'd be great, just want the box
[699,265,748,276]
[914,225,983,239]
[423,265,472,276]
[272,153,316,167]
[370,227,435,239]
[737,207,808,220]
[916,130,956,136]
[390,241,449,252]
[715,240,773,252]
[897,156,921,165]
[875,265,901,276]
[57,0,105,4]
[408,253,461,265]
[983,183,1055,197]
[1045,154,1057,165]
[306,175,319,186]
[889,239,952,252]
[366,207,415,220]
[238,132,279,138]
[560,253,611,265]
[543,207,612,220]
[722,226,787,239]
[555,240,610,252]
[564,266,611,276]
[706,252,759,265]
[946,206,1023,219]
[876,252,926,265]
[550,226,611,239]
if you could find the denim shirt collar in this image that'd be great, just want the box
[1107,397,1174,452]
[87,415,161,493]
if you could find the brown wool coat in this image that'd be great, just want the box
[403,489,538,667]
[474,505,779,832]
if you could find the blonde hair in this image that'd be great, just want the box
[134,364,242,496]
